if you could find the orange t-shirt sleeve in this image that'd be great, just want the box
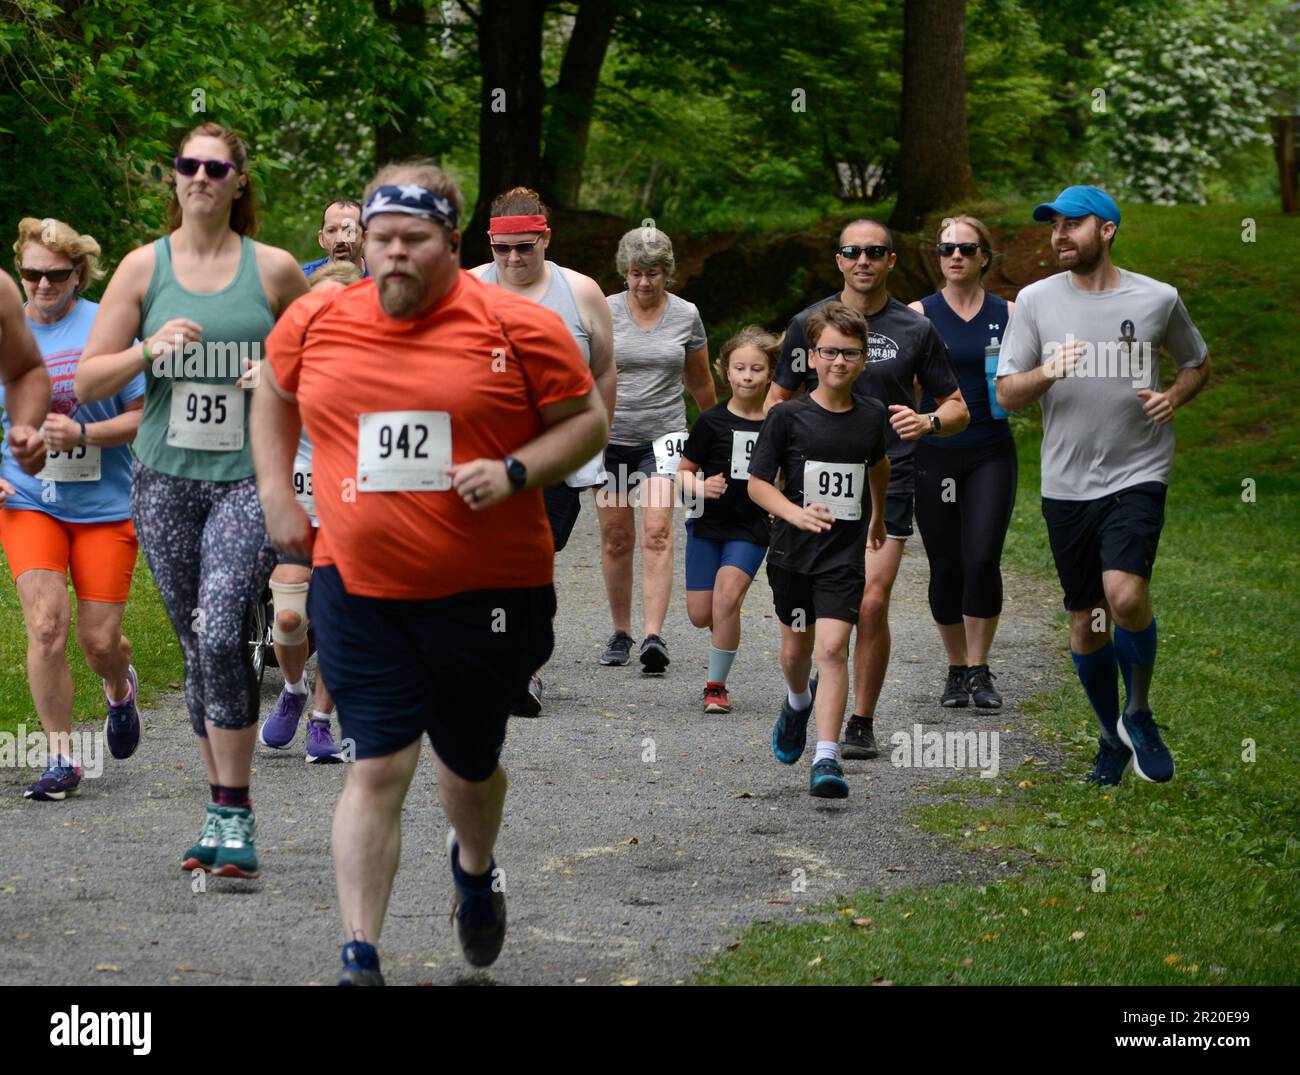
[498,298,595,410]
[265,290,330,396]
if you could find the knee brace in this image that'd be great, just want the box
[269,579,310,646]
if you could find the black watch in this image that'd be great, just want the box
[928,414,942,435]
[503,456,527,493]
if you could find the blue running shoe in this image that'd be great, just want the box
[337,940,384,986]
[259,685,307,749]
[448,830,506,968]
[24,762,82,801]
[809,758,849,799]
[1085,737,1133,787]
[772,678,817,765]
[104,665,140,760]
[1117,710,1174,783]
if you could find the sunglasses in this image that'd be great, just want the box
[936,242,982,257]
[837,244,890,261]
[490,238,543,256]
[19,266,75,284]
[174,156,238,180]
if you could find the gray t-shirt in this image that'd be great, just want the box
[998,269,1207,500]
[607,291,707,446]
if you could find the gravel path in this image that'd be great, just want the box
[0,506,1065,985]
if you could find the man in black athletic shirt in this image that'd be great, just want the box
[764,219,970,760]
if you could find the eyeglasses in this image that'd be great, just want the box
[936,242,982,257]
[813,346,864,362]
[174,157,238,180]
[19,266,75,284]
[490,238,542,256]
[837,244,890,261]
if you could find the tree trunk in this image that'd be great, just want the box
[539,0,617,208]
[889,0,980,232]
[373,0,433,167]
[464,0,550,265]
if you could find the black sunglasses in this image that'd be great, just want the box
[837,244,890,261]
[937,242,982,257]
[19,266,75,284]
[490,238,543,256]
[174,156,238,180]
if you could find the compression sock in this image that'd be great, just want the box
[1072,642,1120,743]
[708,645,738,685]
[1114,619,1157,717]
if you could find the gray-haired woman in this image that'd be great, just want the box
[597,226,715,673]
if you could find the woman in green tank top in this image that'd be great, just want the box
[77,122,308,879]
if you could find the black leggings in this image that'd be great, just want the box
[913,437,1017,624]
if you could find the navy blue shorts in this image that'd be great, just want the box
[308,565,556,780]
[684,529,767,590]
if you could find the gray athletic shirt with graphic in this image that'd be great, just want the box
[607,291,707,446]
[997,269,1207,501]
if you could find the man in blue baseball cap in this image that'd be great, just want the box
[994,185,1211,789]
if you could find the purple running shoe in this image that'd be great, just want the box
[259,686,308,749]
[104,665,141,760]
[305,716,346,764]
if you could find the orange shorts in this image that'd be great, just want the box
[0,510,138,603]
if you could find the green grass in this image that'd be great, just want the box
[0,550,183,735]
[696,201,1300,985]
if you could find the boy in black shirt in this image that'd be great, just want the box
[748,303,890,799]
[679,327,777,714]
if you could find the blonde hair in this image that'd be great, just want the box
[938,214,995,277]
[309,261,363,289]
[14,217,104,291]
[714,325,777,383]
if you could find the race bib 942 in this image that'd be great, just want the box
[357,411,452,492]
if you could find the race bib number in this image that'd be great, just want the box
[803,460,864,521]
[730,430,758,480]
[357,411,451,492]
[167,382,243,451]
[652,430,688,476]
[38,445,101,483]
[292,461,316,520]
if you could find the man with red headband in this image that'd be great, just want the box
[471,186,615,717]
[255,160,607,985]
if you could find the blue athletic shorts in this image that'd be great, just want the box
[684,528,767,590]
[308,565,555,781]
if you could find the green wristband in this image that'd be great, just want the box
[141,340,151,368]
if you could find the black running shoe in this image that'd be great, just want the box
[965,664,1002,709]
[639,634,670,675]
[841,715,878,759]
[941,665,970,708]
[600,630,634,666]
[448,832,506,968]
[1085,737,1133,787]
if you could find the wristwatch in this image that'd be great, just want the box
[928,414,942,435]
[78,420,86,448]
[503,456,527,493]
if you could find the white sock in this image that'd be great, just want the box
[814,740,839,764]
[787,685,812,710]
[105,677,132,707]
[284,675,308,696]
[311,710,331,723]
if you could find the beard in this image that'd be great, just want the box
[1058,234,1103,274]
[377,272,427,318]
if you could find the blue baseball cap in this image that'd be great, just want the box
[1032,185,1121,227]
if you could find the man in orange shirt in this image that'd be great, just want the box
[254,160,607,985]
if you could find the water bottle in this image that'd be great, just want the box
[985,337,1010,420]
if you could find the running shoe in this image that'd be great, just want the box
[966,664,1003,709]
[337,940,385,986]
[104,664,141,760]
[181,804,224,872]
[703,682,731,713]
[509,674,544,718]
[639,634,670,675]
[809,758,849,799]
[1116,710,1174,783]
[448,831,506,968]
[841,715,879,760]
[258,685,308,749]
[941,666,970,708]
[211,806,259,878]
[23,762,82,801]
[772,678,817,765]
[599,630,635,666]
[305,716,346,764]
[1085,737,1133,787]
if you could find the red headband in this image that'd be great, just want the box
[488,214,548,235]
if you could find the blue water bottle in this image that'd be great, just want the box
[986,336,1010,420]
